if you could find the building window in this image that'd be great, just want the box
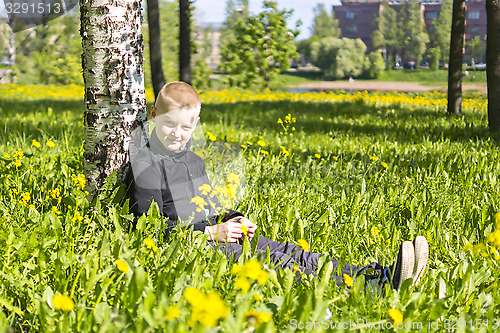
[346,11,357,20]
[470,25,479,35]
[467,10,480,20]
[345,24,357,34]
[424,11,438,20]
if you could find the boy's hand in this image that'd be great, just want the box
[227,216,257,240]
[204,222,244,243]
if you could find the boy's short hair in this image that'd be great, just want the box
[155,81,201,115]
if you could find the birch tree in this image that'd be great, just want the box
[80,0,147,192]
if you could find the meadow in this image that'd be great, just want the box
[0,85,499,332]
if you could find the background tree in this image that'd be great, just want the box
[372,2,400,68]
[220,0,299,88]
[179,0,192,84]
[431,0,453,66]
[310,37,367,80]
[80,0,147,191]
[486,0,500,133]
[146,0,166,98]
[447,0,465,116]
[311,3,340,39]
[466,36,485,65]
[402,2,429,69]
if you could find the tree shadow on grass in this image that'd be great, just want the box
[203,100,490,144]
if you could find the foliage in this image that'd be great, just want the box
[466,36,486,64]
[310,37,367,80]
[192,58,212,91]
[429,47,441,71]
[310,3,340,39]
[402,2,429,69]
[430,0,453,64]
[1,85,499,331]
[367,51,385,79]
[14,13,83,85]
[372,2,400,69]
[220,0,299,88]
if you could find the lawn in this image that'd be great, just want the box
[282,69,487,88]
[0,85,499,331]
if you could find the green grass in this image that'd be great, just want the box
[283,69,487,87]
[0,86,499,331]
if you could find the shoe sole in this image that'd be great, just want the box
[412,236,429,285]
[397,241,415,290]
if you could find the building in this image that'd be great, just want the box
[333,0,487,63]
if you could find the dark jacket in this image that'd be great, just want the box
[127,130,243,235]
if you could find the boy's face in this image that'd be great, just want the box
[151,105,200,151]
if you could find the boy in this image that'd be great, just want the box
[127,81,429,290]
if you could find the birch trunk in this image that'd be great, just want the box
[80,0,147,192]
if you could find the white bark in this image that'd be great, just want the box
[80,0,147,192]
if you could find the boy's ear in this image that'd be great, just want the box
[150,106,157,122]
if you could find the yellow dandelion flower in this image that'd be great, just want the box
[184,287,205,307]
[235,276,251,291]
[71,174,86,190]
[388,308,403,325]
[51,206,62,215]
[245,310,272,328]
[115,259,129,273]
[165,305,181,320]
[46,141,56,148]
[277,118,283,124]
[144,238,158,252]
[253,294,263,301]
[241,224,248,236]
[72,212,84,222]
[343,274,354,287]
[52,295,75,311]
[207,132,216,141]
[297,239,309,252]
[314,153,321,159]
[13,149,24,159]
[227,173,240,184]
[370,156,378,162]
[241,144,247,149]
[381,162,388,168]
[244,259,263,281]
[231,264,243,275]
[198,184,212,195]
[246,141,253,146]
[257,140,266,147]
[32,140,41,148]
[293,263,299,272]
[332,156,339,161]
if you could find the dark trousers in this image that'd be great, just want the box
[209,235,385,286]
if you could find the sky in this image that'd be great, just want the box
[194,0,342,40]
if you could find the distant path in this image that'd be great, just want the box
[292,80,487,94]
